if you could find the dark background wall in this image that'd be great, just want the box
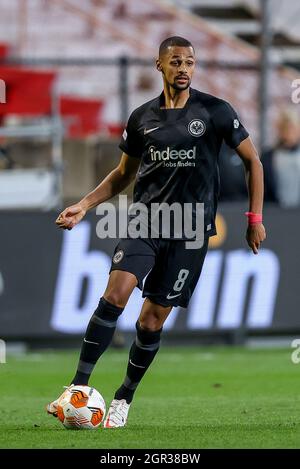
[0,203,298,344]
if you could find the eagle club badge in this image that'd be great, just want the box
[233,119,240,129]
[113,250,124,264]
[188,119,206,137]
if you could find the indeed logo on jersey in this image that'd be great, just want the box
[149,146,196,168]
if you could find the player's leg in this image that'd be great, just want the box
[104,238,209,427]
[69,270,137,387]
[103,298,172,428]
[114,298,171,404]
[47,270,137,416]
[47,238,156,416]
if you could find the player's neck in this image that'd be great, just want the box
[161,85,190,109]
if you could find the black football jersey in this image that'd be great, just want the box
[119,88,249,238]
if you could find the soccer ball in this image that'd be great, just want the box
[56,385,106,430]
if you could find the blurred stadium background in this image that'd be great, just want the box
[1,0,299,346]
[0,0,300,449]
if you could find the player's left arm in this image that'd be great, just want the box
[235,136,266,254]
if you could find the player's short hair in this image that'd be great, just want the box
[159,36,195,57]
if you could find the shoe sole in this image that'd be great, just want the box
[103,417,126,428]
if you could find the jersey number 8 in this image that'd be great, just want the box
[173,269,189,292]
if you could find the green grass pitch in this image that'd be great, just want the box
[0,346,299,448]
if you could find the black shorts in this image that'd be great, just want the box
[109,237,209,308]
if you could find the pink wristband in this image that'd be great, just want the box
[245,212,263,224]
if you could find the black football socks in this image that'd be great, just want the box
[114,321,162,404]
[71,297,123,385]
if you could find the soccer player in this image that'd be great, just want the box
[47,36,266,427]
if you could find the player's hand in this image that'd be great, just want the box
[246,223,266,254]
[55,203,86,230]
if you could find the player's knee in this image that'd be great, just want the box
[103,292,127,308]
[139,299,171,331]
[103,290,128,309]
[139,313,163,332]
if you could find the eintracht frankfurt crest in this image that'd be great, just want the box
[188,119,206,137]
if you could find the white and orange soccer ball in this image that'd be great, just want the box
[56,385,106,430]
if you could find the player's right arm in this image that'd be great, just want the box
[56,152,140,230]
